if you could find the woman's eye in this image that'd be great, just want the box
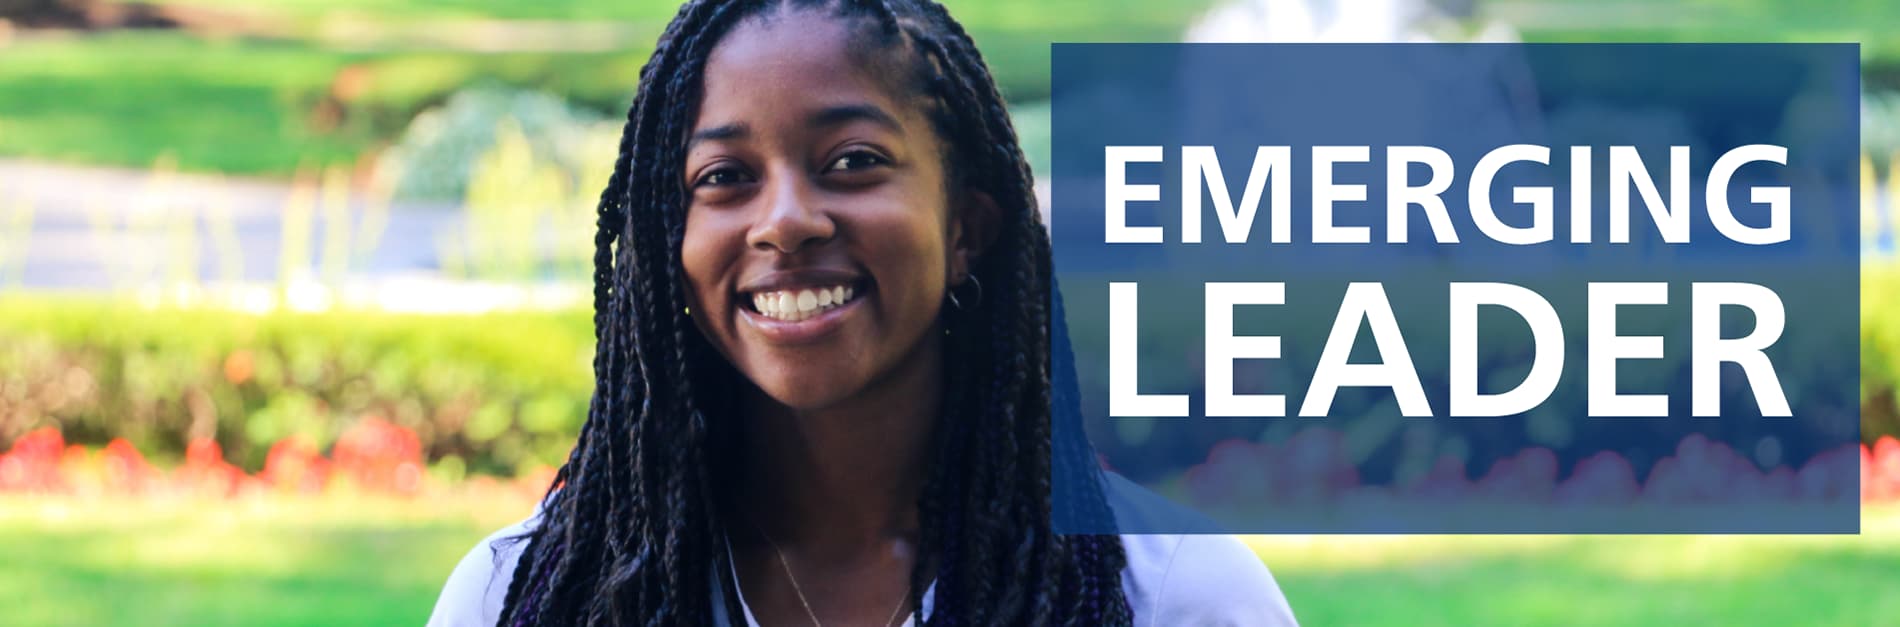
[694,166,751,188]
[825,151,888,173]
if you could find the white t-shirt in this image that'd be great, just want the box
[428,476,1299,626]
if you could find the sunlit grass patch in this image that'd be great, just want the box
[0,494,534,627]
[1248,506,1900,626]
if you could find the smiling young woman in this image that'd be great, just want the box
[426,1,1296,625]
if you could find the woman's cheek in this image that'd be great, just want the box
[680,215,737,342]
[885,220,950,323]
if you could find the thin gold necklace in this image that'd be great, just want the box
[742,516,911,627]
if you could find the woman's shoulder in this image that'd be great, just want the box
[427,515,538,627]
[427,481,1300,627]
[1117,533,1299,627]
[1103,472,1300,626]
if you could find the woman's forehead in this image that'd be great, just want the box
[696,8,924,135]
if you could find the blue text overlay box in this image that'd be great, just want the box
[1050,44,1860,534]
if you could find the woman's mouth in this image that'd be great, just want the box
[736,276,873,345]
[735,271,872,344]
[745,283,861,321]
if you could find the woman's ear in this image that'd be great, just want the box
[949,188,1002,282]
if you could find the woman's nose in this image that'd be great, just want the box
[746,172,836,254]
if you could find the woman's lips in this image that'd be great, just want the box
[747,284,856,322]
[738,282,869,345]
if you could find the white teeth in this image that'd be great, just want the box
[747,283,860,321]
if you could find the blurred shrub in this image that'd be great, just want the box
[1868,91,1900,168]
[0,262,1894,480]
[1868,262,1900,442]
[376,84,614,202]
[1009,101,1051,177]
[436,115,615,281]
[0,297,592,477]
[0,0,172,29]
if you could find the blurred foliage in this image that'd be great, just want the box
[370,88,619,280]
[436,113,613,280]
[0,0,1214,176]
[0,0,80,22]
[1868,262,1900,443]
[1869,92,1900,167]
[1010,100,1051,177]
[0,263,1893,482]
[0,297,593,477]
[6,0,1895,177]
[376,84,613,201]
[0,32,652,174]
[149,0,1217,102]
[1493,0,1900,71]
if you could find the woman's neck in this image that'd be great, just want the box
[733,334,942,550]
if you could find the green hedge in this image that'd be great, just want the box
[1,262,1897,478]
[0,297,593,477]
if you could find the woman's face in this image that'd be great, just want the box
[681,10,972,411]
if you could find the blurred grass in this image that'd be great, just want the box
[0,0,1213,175]
[0,33,650,174]
[1254,506,1900,626]
[0,494,530,627]
[3,1,1898,176]
[0,497,1893,625]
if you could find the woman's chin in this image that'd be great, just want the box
[753,375,862,412]
[741,364,870,414]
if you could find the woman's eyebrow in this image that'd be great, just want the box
[689,122,750,148]
[809,103,903,134]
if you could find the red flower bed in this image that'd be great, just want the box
[102,438,159,494]
[1872,437,1900,501]
[0,427,66,492]
[262,436,329,495]
[0,419,552,500]
[331,416,424,496]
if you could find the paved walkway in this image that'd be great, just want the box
[0,159,460,290]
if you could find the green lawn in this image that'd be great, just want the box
[0,0,1213,176]
[0,495,527,626]
[2,496,1896,626]
[4,0,1898,177]
[1254,507,1900,626]
[0,33,652,174]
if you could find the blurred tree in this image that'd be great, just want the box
[0,0,173,29]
